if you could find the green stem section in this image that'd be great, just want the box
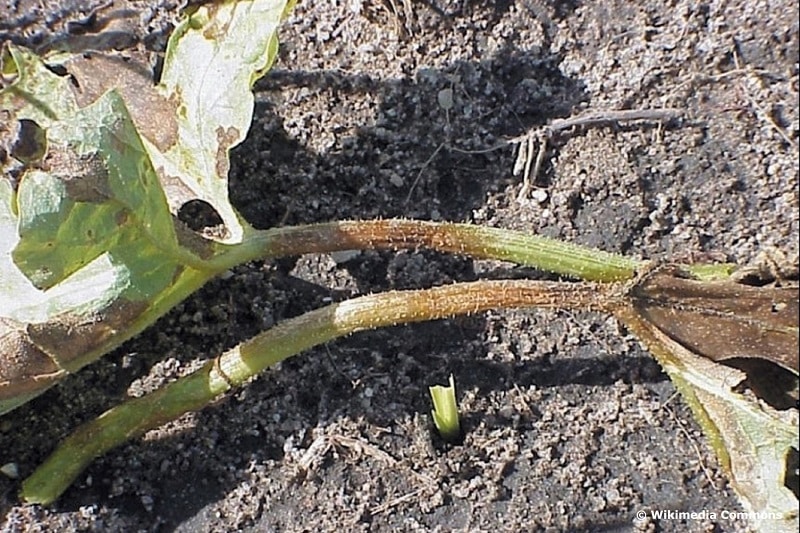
[215,219,644,282]
[21,278,609,505]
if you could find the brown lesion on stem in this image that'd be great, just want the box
[258,219,634,274]
[221,279,617,384]
[328,279,612,330]
[262,219,479,258]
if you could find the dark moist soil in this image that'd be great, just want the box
[1,1,798,532]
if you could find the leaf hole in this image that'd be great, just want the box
[43,63,68,77]
[178,199,224,232]
[728,358,798,410]
[11,118,46,164]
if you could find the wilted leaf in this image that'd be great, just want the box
[617,267,799,533]
[1,173,127,413]
[632,265,798,374]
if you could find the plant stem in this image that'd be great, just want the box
[216,219,643,282]
[21,278,611,505]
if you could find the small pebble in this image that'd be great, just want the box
[1,462,19,479]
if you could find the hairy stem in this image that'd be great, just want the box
[21,278,612,504]
[217,219,643,282]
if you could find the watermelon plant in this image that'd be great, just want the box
[1,1,797,531]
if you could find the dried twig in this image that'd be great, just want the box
[544,108,683,136]
[514,107,683,201]
[406,106,682,204]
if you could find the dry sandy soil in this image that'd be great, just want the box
[1,0,798,531]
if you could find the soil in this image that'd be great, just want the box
[1,0,798,532]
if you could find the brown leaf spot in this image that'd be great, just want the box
[115,210,129,226]
[157,168,197,212]
[0,317,66,403]
[26,299,148,370]
[45,145,111,202]
[201,3,226,40]
[65,51,178,151]
[215,125,239,179]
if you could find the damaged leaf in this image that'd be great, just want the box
[0,0,292,413]
[12,91,187,288]
[616,266,799,533]
[1,2,797,529]
[63,51,179,151]
[632,265,798,373]
[146,0,289,244]
[0,88,214,414]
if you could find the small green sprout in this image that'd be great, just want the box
[429,374,462,442]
